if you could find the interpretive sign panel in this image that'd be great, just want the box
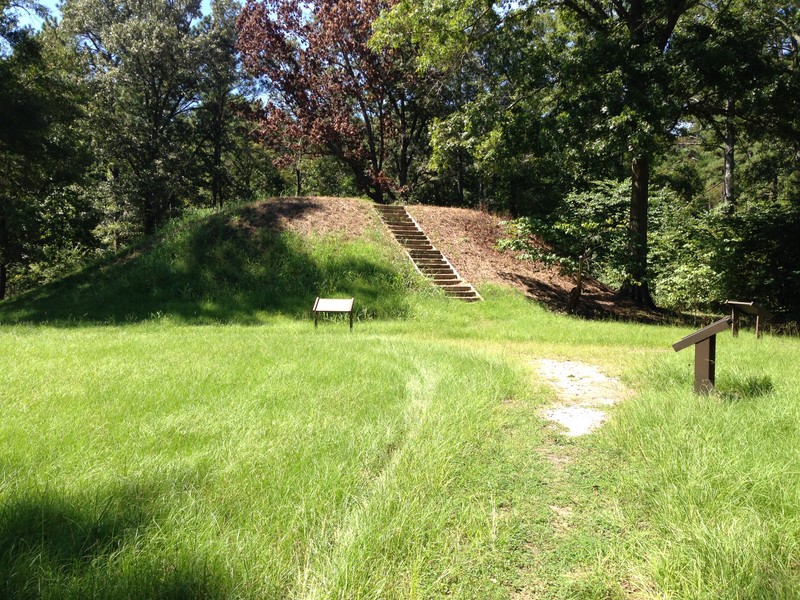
[313,297,354,331]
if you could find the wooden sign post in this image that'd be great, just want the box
[313,297,354,331]
[725,300,771,338]
[672,317,732,393]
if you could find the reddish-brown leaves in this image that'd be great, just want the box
[237,0,427,201]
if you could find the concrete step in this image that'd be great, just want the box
[440,284,474,293]
[433,276,460,284]
[419,266,453,274]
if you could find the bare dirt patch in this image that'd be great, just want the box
[536,359,632,437]
[407,204,667,321]
[538,359,629,406]
[237,196,380,240]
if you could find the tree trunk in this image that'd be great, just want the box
[212,140,223,207]
[295,166,302,196]
[0,208,8,300]
[721,97,735,213]
[456,152,465,206]
[143,197,157,236]
[398,135,409,190]
[619,154,654,307]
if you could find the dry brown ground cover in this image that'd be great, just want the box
[238,196,380,239]
[247,198,667,321]
[407,205,664,321]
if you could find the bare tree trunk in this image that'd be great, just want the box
[295,166,302,196]
[212,140,223,207]
[619,154,654,307]
[143,205,157,236]
[722,97,735,212]
[456,152,465,205]
[0,208,9,300]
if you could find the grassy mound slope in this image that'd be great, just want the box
[0,198,428,325]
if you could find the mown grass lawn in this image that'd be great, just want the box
[2,201,799,598]
[2,287,799,599]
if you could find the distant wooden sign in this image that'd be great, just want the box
[725,300,771,338]
[313,297,354,331]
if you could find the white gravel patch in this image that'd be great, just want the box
[536,359,631,436]
[544,407,608,437]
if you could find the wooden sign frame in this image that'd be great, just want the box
[725,300,771,338]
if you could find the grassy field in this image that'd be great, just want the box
[1,205,799,598]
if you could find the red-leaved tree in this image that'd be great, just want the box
[237,0,430,202]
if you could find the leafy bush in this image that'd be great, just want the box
[648,194,723,313]
[714,201,800,321]
[498,180,632,284]
[498,179,737,314]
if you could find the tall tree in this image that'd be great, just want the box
[196,0,241,208]
[550,0,700,306]
[0,7,44,298]
[0,3,90,299]
[237,0,432,202]
[62,0,205,235]
[672,0,775,212]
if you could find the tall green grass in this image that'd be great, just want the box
[0,323,542,598]
[2,202,800,598]
[600,332,800,598]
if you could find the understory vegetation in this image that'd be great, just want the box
[498,181,800,319]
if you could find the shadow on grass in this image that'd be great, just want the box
[720,374,775,401]
[0,201,412,326]
[0,483,227,599]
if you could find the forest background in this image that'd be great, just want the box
[2,0,799,321]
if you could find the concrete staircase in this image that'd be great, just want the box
[376,205,482,302]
